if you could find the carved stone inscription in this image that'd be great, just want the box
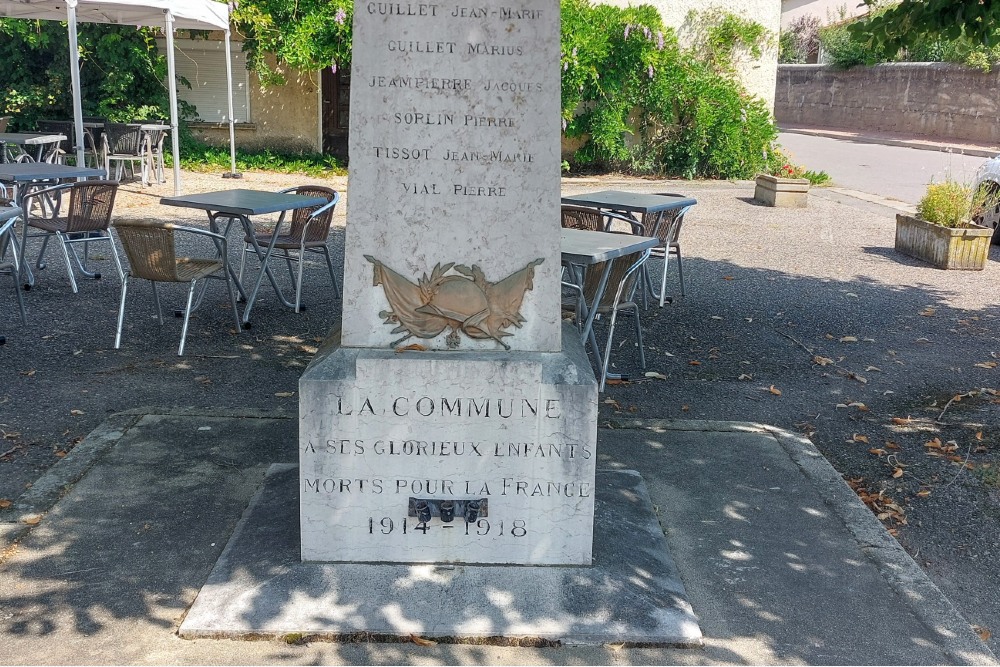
[340,0,562,352]
[299,354,598,565]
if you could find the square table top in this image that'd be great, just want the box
[160,189,328,217]
[0,133,67,145]
[561,190,697,214]
[0,163,106,182]
[560,228,658,265]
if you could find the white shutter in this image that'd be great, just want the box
[158,38,250,123]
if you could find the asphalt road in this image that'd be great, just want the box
[778,131,991,205]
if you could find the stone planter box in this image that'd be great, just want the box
[894,214,992,270]
[754,174,810,207]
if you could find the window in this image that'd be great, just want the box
[158,38,250,123]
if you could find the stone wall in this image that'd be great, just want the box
[775,63,1000,144]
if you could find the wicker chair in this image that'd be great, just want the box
[37,120,100,168]
[562,247,651,391]
[133,120,167,184]
[0,204,27,326]
[0,116,10,133]
[640,193,693,307]
[238,185,341,313]
[22,180,123,293]
[102,123,145,182]
[113,220,241,356]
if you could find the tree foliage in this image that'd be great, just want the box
[850,0,1000,52]
[233,0,352,85]
[0,19,169,130]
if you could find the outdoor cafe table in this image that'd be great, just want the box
[0,162,106,286]
[561,190,696,235]
[0,132,68,163]
[561,227,658,382]
[159,189,328,326]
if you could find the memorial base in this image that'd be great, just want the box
[179,465,703,646]
[298,324,598,565]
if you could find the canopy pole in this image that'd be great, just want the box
[164,9,182,195]
[222,29,241,179]
[66,0,86,169]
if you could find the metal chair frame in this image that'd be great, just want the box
[237,186,341,313]
[642,193,692,307]
[102,123,146,183]
[0,211,27,325]
[21,180,124,293]
[37,120,101,168]
[113,220,241,356]
[562,245,651,391]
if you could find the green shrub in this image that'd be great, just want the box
[916,179,986,228]
[561,0,778,179]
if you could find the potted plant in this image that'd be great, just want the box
[895,179,994,270]
[754,160,829,208]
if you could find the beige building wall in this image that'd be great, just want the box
[602,0,781,110]
[781,0,867,28]
[193,52,320,153]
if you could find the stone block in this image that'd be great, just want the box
[299,324,598,565]
[754,174,809,208]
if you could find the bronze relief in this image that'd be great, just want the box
[365,256,544,350]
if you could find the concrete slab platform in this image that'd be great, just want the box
[180,464,702,646]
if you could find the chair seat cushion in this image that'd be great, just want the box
[244,233,327,249]
[174,257,224,282]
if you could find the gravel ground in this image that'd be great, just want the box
[2,170,1000,651]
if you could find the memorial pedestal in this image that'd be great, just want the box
[299,324,597,565]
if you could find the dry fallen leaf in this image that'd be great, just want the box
[23,515,41,526]
[868,448,887,456]
[892,467,904,478]
[603,398,621,409]
[916,489,932,498]
[396,343,428,353]
[688,360,701,366]
[840,336,858,343]
[722,275,735,280]
[681,405,690,412]
[768,385,782,396]
[738,373,752,380]
[69,409,84,416]
[19,369,36,377]
[865,366,882,372]
[274,392,295,398]
[853,434,870,444]
[710,315,723,320]
[54,450,67,458]
[644,371,667,380]
[975,361,998,369]
[975,626,992,642]
[813,355,834,366]
[886,441,901,450]
[976,431,984,441]
[892,417,912,425]
[919,307,937,317]
[925,437,943,449]
[409,634,438,647]
[848,402,869,411]
[0,499,11,509]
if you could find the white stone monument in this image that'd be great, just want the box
[299,0,598,565]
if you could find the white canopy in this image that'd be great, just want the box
[0,0,238,194]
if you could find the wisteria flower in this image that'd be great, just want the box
[624,24,631,39]
[331,62,337,74]
[334,7,347,24]
[656,31,664,50]
[648,64,654,79]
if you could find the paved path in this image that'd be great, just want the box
[0,409,992,665]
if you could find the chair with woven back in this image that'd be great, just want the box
[562,246,652,391]
[641,192,693,307]
[113,220,241,356]
[102,122,145,182]
[21,180,123,293]
[0,116,11,133]
[237,185,341,313]
[37,120,100,168]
